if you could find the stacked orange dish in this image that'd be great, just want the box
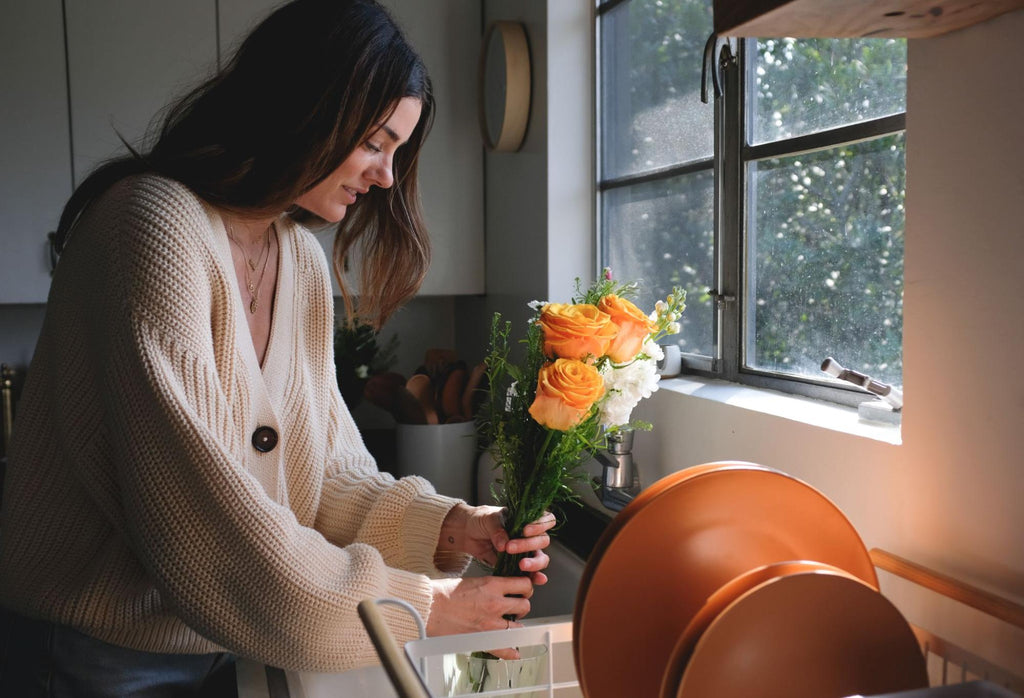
[572,462,927,698]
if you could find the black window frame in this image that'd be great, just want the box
[595,0,907,408]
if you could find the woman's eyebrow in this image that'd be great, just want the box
[378,124,404,144]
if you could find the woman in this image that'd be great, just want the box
[0,0,553,694]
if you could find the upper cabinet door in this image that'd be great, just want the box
[0,0,72,303]
[385,0,484,295]
[65,0,217,185]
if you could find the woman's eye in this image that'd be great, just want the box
[365,142,383,153]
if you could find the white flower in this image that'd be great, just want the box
[644,341,665,362]
[597,355,661,428]
[527,300,547,311]
[355,364,370,379]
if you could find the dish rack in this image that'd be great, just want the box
[358,600,579,698]
[358,546,1024,698]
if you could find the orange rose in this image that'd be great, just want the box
[528,359,605,431]
[598,294,656,363]
[538,303,618,360]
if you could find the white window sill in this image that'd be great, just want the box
[654,375,902,446]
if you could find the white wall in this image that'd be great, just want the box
[455,0,594,366]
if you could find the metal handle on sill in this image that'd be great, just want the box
[357,599,431,698]
[708,288,736,308]
[821,357,903,410]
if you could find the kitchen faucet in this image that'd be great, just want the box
[596,429,641,511]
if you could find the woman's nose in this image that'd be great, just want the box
[369,157,394,190]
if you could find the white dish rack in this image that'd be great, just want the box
[358,600,580,698]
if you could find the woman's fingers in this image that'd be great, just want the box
[501,594,532,621]
[505,532,550,556]
[520,511,557,537]
[518,548,549,573]
[426,576,535,637]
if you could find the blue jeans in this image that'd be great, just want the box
[0,607,238,697]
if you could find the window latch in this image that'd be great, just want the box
[708,288,736,307]
[700,34,737,104]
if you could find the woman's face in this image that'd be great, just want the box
[295,97,423,222]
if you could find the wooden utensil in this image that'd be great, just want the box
[363,372,406,413]
[405,374,439,425]
[392,385,428,425]
[461,363,487,420]
[440,364,467,422]
[423,348,458,376]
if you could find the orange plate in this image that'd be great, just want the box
[674,570,927,698]
[658,560,847,698]
[571,461,731,674]
[572,463,877,698]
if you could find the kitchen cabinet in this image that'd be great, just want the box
[0,0,71,303]
[714,0,1024,38]
[384,0,484,296]
[0,0,483,304]
[64,0,217,184]
[0,0,217,304]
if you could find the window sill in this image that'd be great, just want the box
[655,375,902,445]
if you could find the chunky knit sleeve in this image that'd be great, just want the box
[84,177,434,672]
[313,386,471,577]
[287,224,470,578]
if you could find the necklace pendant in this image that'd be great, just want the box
[250,298,259,314]
[247,259,257,271]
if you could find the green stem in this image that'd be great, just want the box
[493,430,557,578]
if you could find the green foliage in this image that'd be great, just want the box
[334,318,398,408]
[480,313,603,577]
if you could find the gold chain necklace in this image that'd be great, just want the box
[227,221,274,314]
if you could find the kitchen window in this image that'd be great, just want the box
[596,0,907,404]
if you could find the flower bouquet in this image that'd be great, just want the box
[481,270,685,578]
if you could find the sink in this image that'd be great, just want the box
[526,539,585,619]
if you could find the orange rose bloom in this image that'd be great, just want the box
[598,294,656,363]
[538,303,618,360]
[528,359,606,431]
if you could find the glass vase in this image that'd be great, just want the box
[443,644,549,697]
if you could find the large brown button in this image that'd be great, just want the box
[251,426,278,453]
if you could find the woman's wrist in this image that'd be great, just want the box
[434,502,472,570]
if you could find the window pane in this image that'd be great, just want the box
[602,170,714,357]
[750,38,906,144]
[747,133,905,386]
[600,0,713,179]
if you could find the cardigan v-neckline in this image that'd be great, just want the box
[208,208,296,411]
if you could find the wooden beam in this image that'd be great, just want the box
[715,0,1024,38]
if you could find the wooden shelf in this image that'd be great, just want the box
[714,0,1024,38]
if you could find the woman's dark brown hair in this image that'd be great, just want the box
[54,0,434,327]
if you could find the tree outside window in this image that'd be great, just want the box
[598,0,906,400]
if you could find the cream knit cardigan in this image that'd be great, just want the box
[0,175,465,672]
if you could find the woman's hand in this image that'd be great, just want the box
[436,504,557,583]
[427,576,534,658]
[426,575,533,636]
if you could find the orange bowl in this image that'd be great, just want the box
[572,463,877,698]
